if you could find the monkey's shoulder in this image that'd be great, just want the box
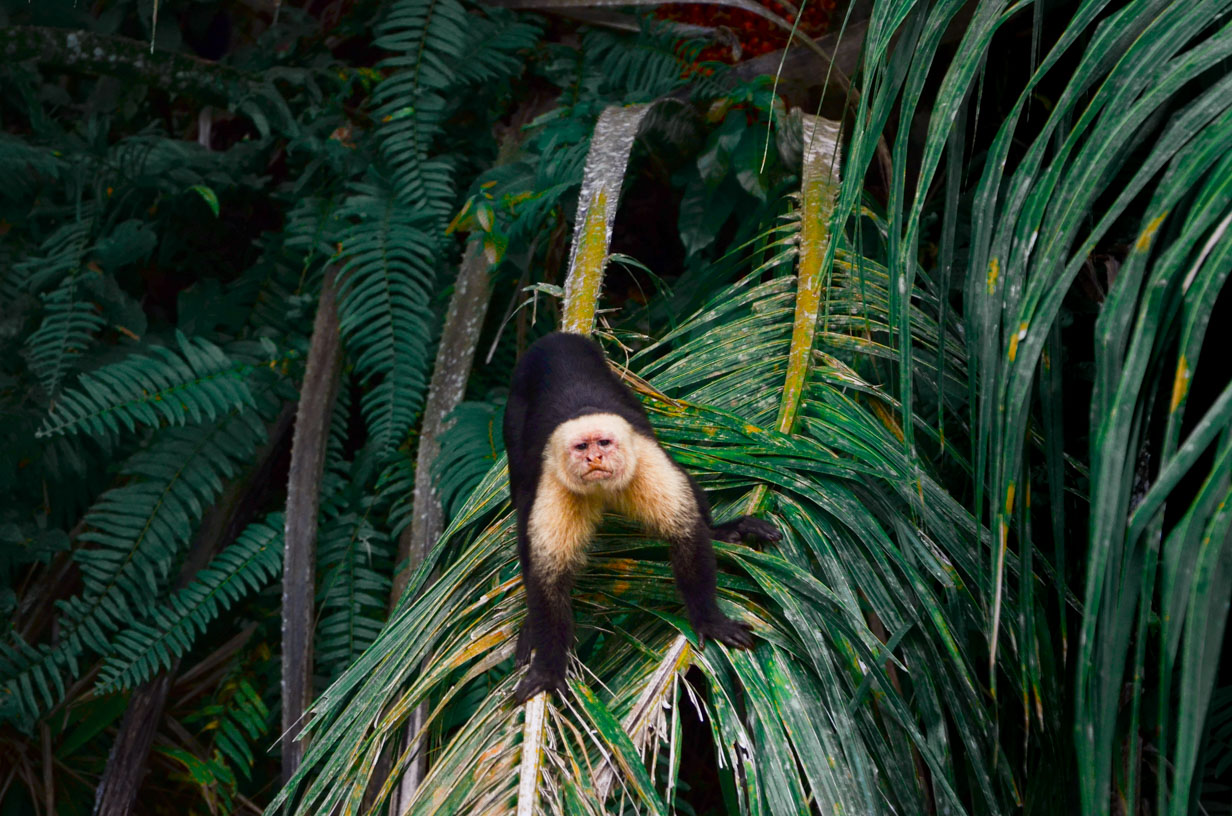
[611,434,698,534]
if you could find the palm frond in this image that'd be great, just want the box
[833,0,1232,811]
[273,305,1013,815]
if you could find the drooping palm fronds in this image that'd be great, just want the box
[830,0,1232,812]
[271,311,1015,813]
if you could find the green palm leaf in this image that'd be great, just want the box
[837,0,1232,812]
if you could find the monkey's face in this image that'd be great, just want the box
[547,413,638,495]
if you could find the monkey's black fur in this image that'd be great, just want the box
[503,332,781,703]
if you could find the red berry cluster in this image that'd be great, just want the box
[659,0,837,62]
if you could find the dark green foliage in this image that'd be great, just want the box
[432,401,505,520]
[583,23,701,101]
[36,333,269,440]
[315,498,394,675]
[335,185,438,456]
[9,0,1226,813]
[371,0,539,224]
[95,513,285,694]
[372,0,471,219]
[4,215,93,302]
[2,404,275,722]
[171,662,274,811]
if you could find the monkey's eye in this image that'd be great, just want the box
[598,439,611,447]
[574,443,587,451]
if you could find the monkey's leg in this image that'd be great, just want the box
[710,516,783,544]
[514,569,574,703]
[515,620,534,667]
[670,526,754,650]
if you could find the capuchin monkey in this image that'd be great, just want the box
[503,332,781,703]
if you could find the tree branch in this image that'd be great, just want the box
[280,268,343,784]
[0,26,261,106]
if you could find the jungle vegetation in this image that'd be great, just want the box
[0,0,1229,814]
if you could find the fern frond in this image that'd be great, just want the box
[315,384,394,675]
[7,216,93,296]
[584,24,696,101]
[37,331,265,439]
[78,415,266,610]
[480,141,588,247]
[211,678,271,778]
[431,401,504,520]
[315,503,393,677]
[186,674,271,785]
[376,452,416,537]
[379,98,457,222]
[0,635,59,726]
[1,410,270,721]
[450,8,541,87]
[94,513,284,693]
[283,196,344,271]
[336,185,437,455]
[373,0,469,220]
[26,278,106,396]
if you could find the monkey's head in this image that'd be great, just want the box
[546,413,638,495]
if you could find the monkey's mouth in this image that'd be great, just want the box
[582,468,613,481]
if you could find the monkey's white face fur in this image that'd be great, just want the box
[545,413,639,495]
[531,412,697,580]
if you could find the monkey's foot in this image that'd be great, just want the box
[513,665,565,705]
[711,516,783,545]
[694,616,754,650]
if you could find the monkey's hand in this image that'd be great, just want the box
[711,516,783,545]
[513,664,566,704]
[694,615,755,650]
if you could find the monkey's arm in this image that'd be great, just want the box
[512,514,575,703]
[648,461,775,650]
[512,482,599,704]
[513,573,573,703]
[680,470,782,545]
[670,519,755,650]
